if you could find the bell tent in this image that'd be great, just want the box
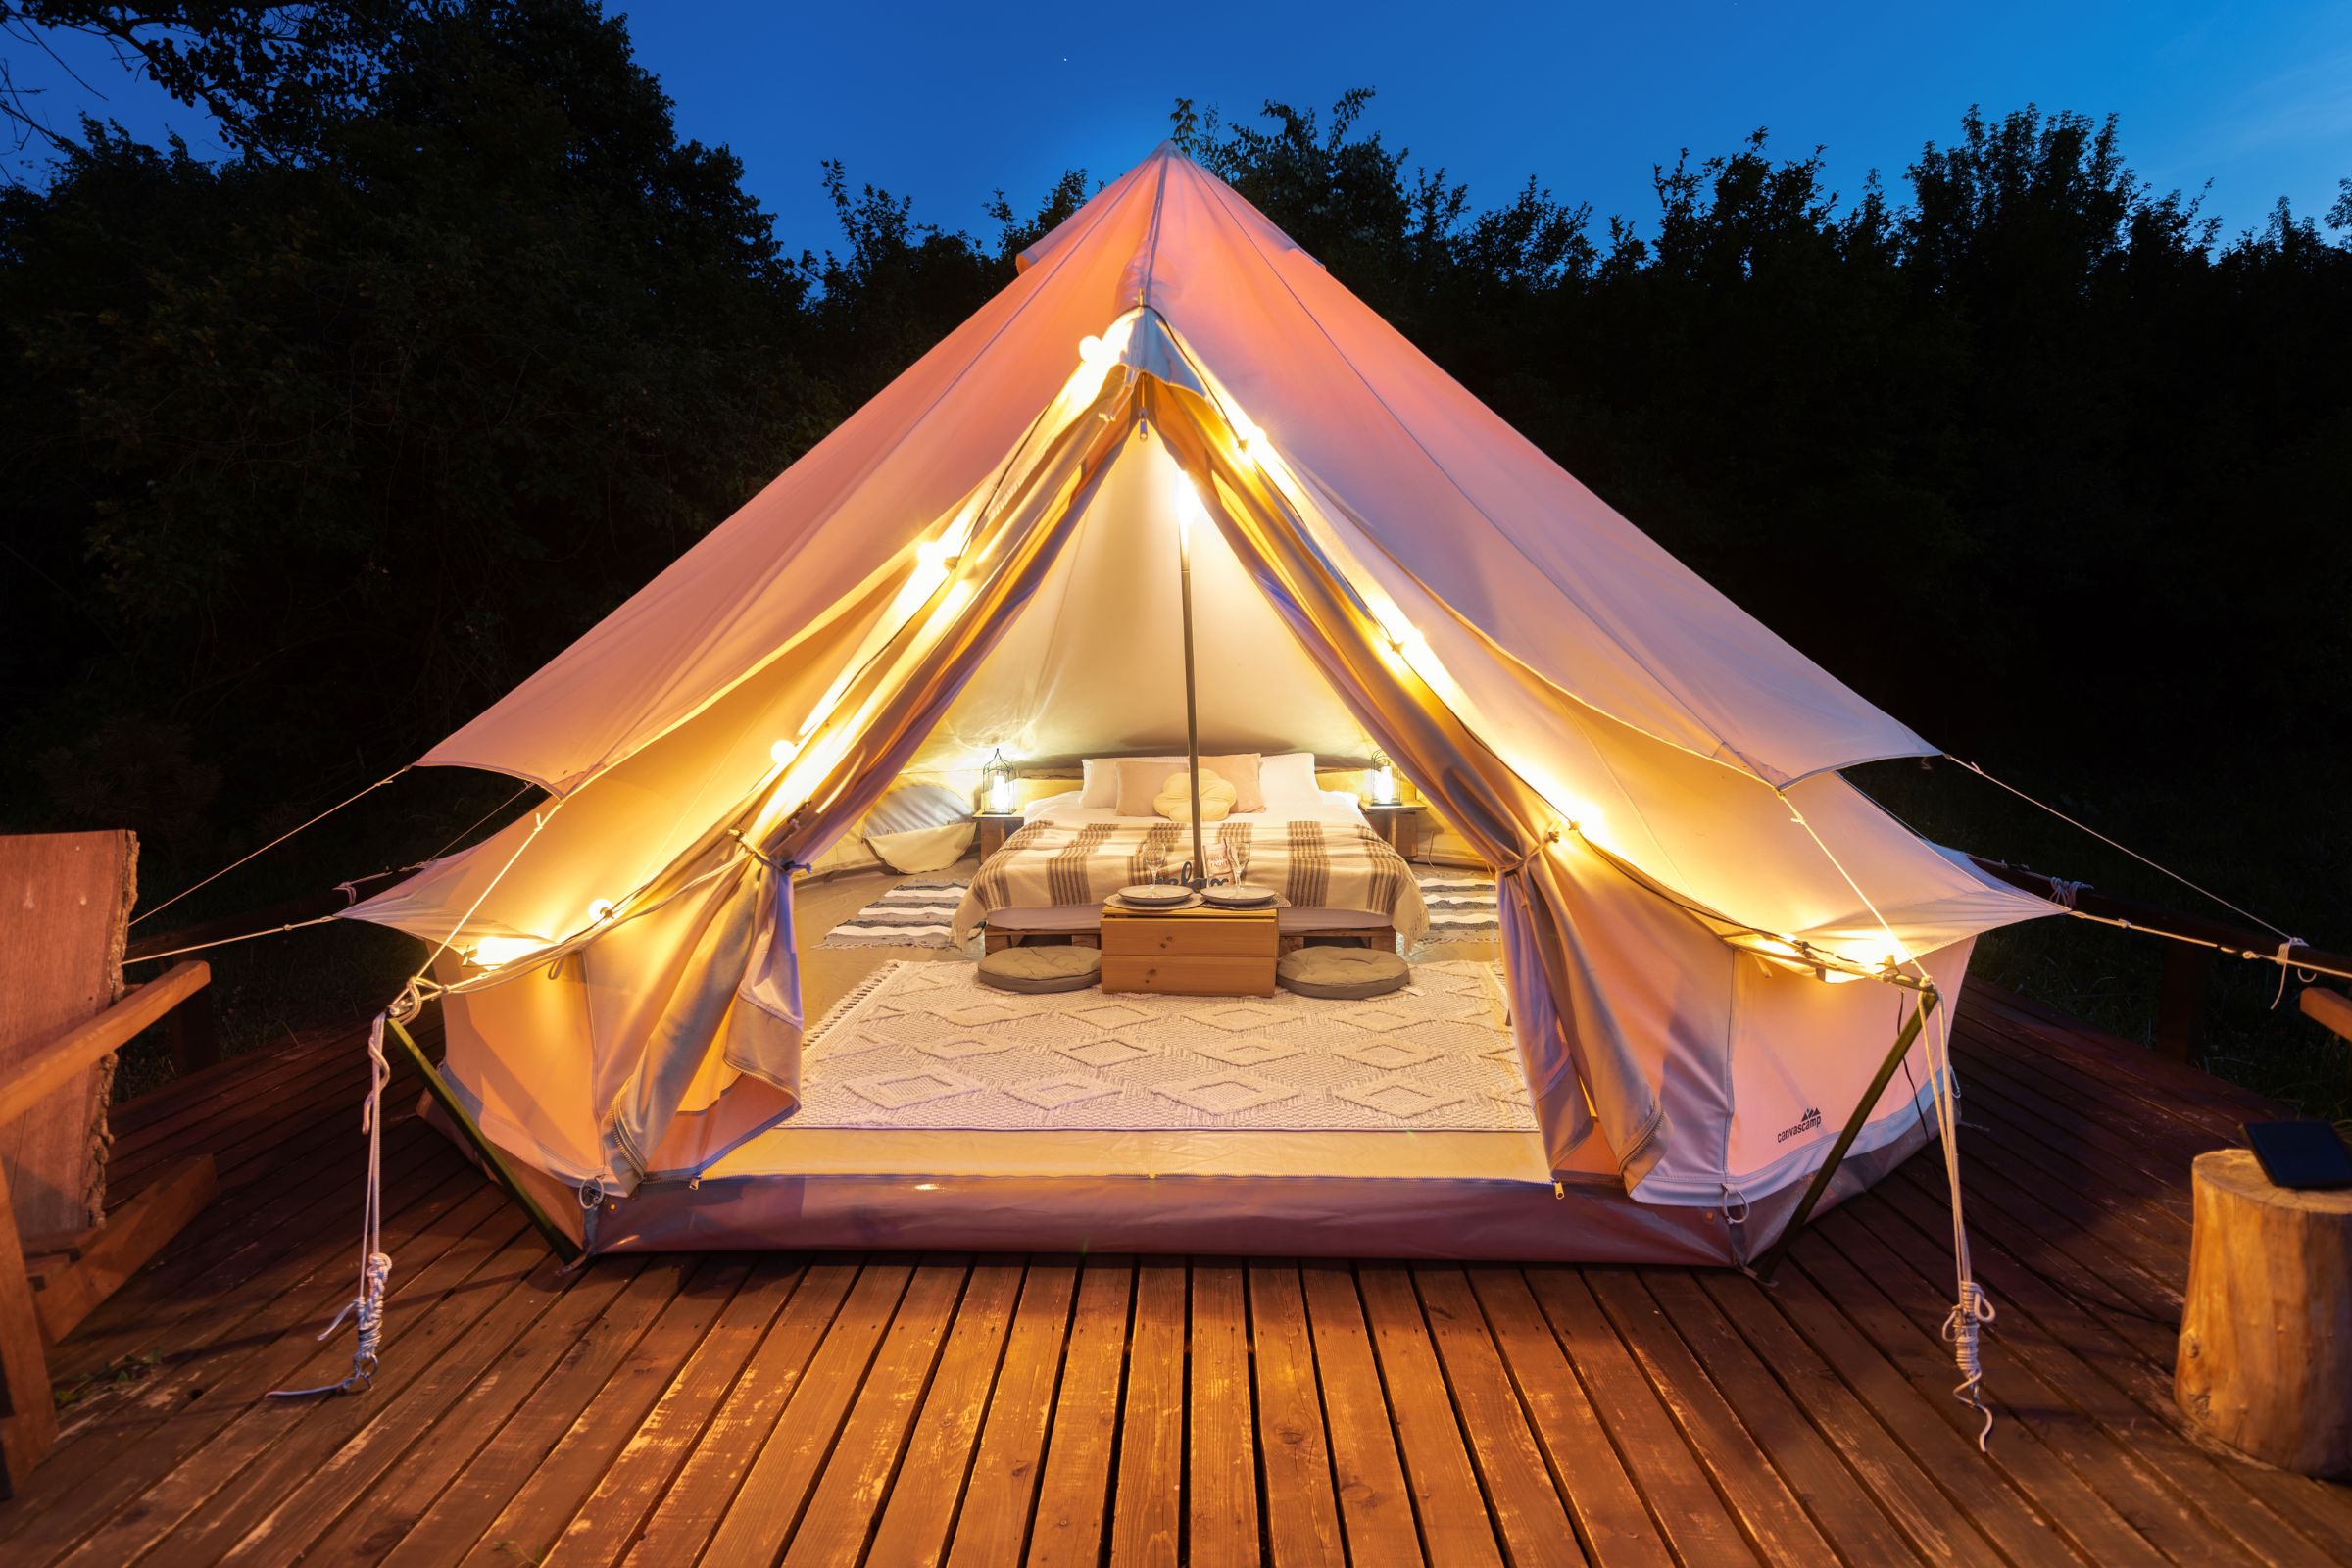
[347,143,2057,1262]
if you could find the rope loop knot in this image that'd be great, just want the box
[1943,1280,1997,1450]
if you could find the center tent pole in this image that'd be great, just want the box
[1177,466,1207,889]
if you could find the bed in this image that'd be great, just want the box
[949,772,1429,955]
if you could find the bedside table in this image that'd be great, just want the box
[972,813,1026,859]
[1360,802,1426,858]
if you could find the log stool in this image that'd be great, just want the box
[2175,1148,2352,1477]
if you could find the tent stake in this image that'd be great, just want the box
[1750,987,1938,1281]
[385,1015,584,1263]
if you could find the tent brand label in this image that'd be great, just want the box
[1778,1106,1823,1144]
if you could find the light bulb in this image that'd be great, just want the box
[915,537,956,571]
[769,737,800,768]
[1167,468,1209,539]
[1077,334,1107,366]
[468,934,546,969]
[1231,415,1265,457]
[587,899,616,924]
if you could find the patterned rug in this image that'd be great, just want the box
[797,959,1533,1133]
[818,866,1499,954]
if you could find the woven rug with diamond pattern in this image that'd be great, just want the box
[794,959,1534,1132]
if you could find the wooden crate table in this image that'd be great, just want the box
[1100,900,1277,997]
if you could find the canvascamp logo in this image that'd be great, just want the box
[1778,1106,1823,1144]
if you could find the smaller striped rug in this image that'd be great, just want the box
[817,879,970,949]
[816,868,1500,953]
[1415,870,1502,949]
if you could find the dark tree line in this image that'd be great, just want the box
[3,2,2348,1097]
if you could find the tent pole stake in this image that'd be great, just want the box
[1750,988,1938,1282]
[385,1015,584,1263]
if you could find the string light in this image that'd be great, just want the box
[1166,466,1210,541]
[466,934,548,969]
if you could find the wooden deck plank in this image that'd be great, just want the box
[48,1215,542,1567]
[1854,1176,2348,1568]
[1187,1262,1261,1568]
[641,1259,910,1567]
[423,1255,789,1568]
[1520,1266,1757,1567]
[1355,1264,1505,1567]
[307,1256,744,1568]
[1025,1258,1133,1568]
[860,1258,1022,1568]
[0,1174,512,1564]
[1409,1267,1582,1568]
[1298,1261,1425,1567]
[943,1261,1076,1568]
[1639,1270,1953,1565]
[1109,1258,1187,1568]
[1685,1268,2015,1566]
[1246,1263,1347,1568]
[212,1254,660,1566]
[782,1255,974,1568]
[105,1222,573,1567]
[1783,1224,2166,1568]
[1582,1268,1837,1567]
[539,1257,840,1568]
[1822,1203,2250,1565]
[1463,1267,1669,1568]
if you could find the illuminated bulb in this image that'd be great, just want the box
[1167,467,1210,539]
[587,899,616,924]
[1231,415,1265,457]
[468,934,546,969]
[769,737,800,768]
[915,537,956,571]
[1077,334,1108,367]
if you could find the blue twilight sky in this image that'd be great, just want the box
[9,2,2350,251]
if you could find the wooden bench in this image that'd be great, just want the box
[984,904,1396,956]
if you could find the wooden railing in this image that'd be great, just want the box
[1967,854,2352,1061]
[1,962,220,1496]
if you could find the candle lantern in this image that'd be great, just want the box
[983,749,1016,814]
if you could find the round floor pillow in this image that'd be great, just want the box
[977,944,1102,994]
[1277,946,1410,1000]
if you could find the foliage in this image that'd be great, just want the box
[1,9,2347,1108]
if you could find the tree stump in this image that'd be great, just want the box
[2176,1148,2352,1477]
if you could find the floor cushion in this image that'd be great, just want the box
[978,944,1103,993]
[1277,946,1410,1000]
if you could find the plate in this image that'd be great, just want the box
[1113,883,1193,906]
[1202,884,1277,907]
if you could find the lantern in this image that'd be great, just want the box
[982,749,1016,814]
[1367,750,1399,806]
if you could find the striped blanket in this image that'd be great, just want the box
[951,818,1429,948]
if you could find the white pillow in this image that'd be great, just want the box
[1022,789,1086,821]
[1256,752,1320,810]
[1080,756,1155,808]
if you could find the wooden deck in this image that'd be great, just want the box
[3,981,2347,1566]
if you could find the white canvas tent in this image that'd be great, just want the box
[347,143,2057,1262]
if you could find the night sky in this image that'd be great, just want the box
[11,1,2349,250]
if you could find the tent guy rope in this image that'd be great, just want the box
[130,766,409,928]
[1783,793,1997,1447]
[268,1015,392,1398]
